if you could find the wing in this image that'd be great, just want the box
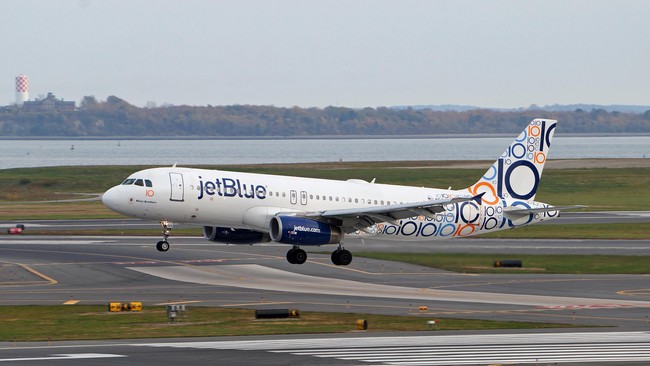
[302,193,485,234]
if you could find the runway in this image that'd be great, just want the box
[2,234,650,328]
[2,331,650,365]
[2,219,650,365]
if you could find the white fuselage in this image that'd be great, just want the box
[102,166,557,243]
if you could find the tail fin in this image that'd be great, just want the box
[468,118,556,203]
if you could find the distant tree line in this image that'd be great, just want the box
[1,95,649,137]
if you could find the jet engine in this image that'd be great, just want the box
[269,216,342,245]
[203,226,270,244]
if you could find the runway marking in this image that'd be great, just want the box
[113,261,159,265]
[180,259,227,264]
[428,276,618,290]
[221,301,293,307]
[127,264,650,308]
[0,353,126,362]
[619,288,650,296]
[538,304,638,310]
[134,331,650,365]
[63,300,79,305]
[153,300,203,306]
[0,261,58,286]
[307,257,479,277]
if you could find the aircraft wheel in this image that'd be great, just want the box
[337,249,353,266]
[294,249,307,264]
[286,249,298,264]
[331,249,341,266]
[156,240,170,252]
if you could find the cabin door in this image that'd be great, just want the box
[169,173,185,202]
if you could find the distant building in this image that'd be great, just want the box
[22,92,75,112]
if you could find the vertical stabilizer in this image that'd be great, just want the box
[468,119,556,203]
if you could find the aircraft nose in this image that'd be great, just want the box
[101,186,122,212]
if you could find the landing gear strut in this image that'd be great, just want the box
[156,220,171,252]
[286,246,307,265]
[331,245,352,266]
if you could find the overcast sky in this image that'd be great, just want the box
[1,0,648,108]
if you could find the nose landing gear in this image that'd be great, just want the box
[156,220,172,252]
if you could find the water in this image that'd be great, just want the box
[0,136,648,170]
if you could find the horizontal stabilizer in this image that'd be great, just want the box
[504,205,586,216]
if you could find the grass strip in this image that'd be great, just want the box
[355,252,650,274]
[0,305,578,342]
[0,164,649,210]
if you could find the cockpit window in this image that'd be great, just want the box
[121,178,153,187]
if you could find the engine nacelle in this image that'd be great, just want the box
[203,226,270,244]
[269,216,342,245]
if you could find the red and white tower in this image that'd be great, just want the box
[15,74,29,105]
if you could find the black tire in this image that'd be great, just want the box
[286,249,297,264]
[156,240,170,252]
[294,249,307,264]
[337,249,353,266]
[331,249,341,266]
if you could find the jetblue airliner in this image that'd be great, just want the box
[102,119,580,266]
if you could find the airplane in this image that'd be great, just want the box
[101,118,582,266]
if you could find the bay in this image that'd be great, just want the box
[0,136,648,170]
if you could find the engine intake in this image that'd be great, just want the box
[203,226,270,244]
[269,216,342,245]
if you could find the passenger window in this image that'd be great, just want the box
[145,180,153,187]
[355,198,358,203]
[134,179,144,187]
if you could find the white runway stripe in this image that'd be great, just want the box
[135,331,650,365]
[276,343,650,365]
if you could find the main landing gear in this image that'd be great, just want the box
[156,220,171,252]
[285,244,353,266]
[286,246,307,264]
[331,245,353,266]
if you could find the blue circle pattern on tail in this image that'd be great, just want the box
[470,119,556,202]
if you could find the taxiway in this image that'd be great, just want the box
[1,215,650,365]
